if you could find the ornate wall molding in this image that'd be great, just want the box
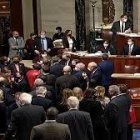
[102,0,115,24]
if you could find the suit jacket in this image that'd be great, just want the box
[30,121,71,140]
[9,62,26,77]
[32,96,52,110]
[8,37,25,58]
[50,63,64,78]
[122,45,140,55]
[98,60,114,86]
[111,20,131,34]
[55,74,80,101]
[95,45,116,55]
[35,37,53,52]
[89,68,102,88]
[5,104,46,140]
[57,109,94,140]
[104,94,131,140]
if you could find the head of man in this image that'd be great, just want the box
[120,14,128,23]
[56,26,62,34]
[40,30,46,38]
[102,53,109,60]
[103,40,109,48]
[127,38,134,46]
[34,78,44,87]
[13,31,19,38]
[87,62,97,71]
[62,53,71,61]
[19,92,32,106]
[46,107,59,120]
[36,86,47,97]
[67,96,79,109]
[108,85,120,98]
[63,66,71,75]
[12,55,20,64]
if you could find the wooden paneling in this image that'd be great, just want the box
[10,0,23,35]
[71,55,140,73]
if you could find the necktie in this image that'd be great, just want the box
[121,23,124,32]
[41,38,44,51]
[129,45,132,55]
[15,38,18,45]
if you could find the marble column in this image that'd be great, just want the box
[22,0,34,39]
[133,0,140,32]
[75,0,86,50]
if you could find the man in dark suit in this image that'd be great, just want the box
[57,96,94,140]
[122,38,140,55]
[98,53,114,96]
[30,107,71,140]
[32,86,52,110]
[5,93,46,140]
[111,14,132,50]
[9,55,28,92]
[111,14,132,34]
[55,66,80,101]
[35,31,53,54]
[104,85,131,140]
[52,26,64,41]
[50,56,64,78]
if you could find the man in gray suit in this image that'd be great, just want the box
[30,107,71,140]
[8,31,25,58]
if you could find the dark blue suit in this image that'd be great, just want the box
[98,60,114,87]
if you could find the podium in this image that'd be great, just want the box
[116,33,140,54]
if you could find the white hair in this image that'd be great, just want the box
[67,96,79,109]
[36,86,47,96]
[19,92,32,105]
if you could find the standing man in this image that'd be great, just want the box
[98,53,114,96]
[111,14,132,34]
[57,96,94,140]
[55,66,80,101]
[5,93,46,140]
[35,30,53,54]
[104,85,131,140]
[8,31,25,58]
[53,26,64,41]
[30,107,71,140]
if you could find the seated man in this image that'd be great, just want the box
[95,40,116,55]
[121,38,140,55]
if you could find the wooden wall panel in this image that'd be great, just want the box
[10,0,23,35]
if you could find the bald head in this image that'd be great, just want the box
[63,66,71,74]
[87,62,97,71]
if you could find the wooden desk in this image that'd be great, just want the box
[111,73,140,89]
[116,33,140,53]
[70,54,140,73]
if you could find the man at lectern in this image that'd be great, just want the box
[111,14,132,34]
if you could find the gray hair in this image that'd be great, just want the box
[109,85,120,96]
[36,86,47,96]
[34,78,44,87]
[19,92,32,105]
[67,96,79,109]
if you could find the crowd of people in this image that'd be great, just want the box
[0,48,135,140]
[0,17,137,140]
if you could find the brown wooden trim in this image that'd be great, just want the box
[10,0,23,36]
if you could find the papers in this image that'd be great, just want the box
[117,32,140,37]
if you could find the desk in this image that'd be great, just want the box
[116,33,140,53]
[111,73,140,89]
[70,53,140,73]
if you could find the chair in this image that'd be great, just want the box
[124,65,139,74]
